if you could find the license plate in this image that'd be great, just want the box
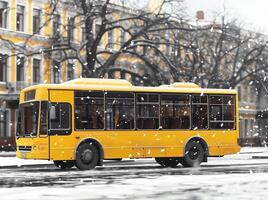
[21,152,27,158]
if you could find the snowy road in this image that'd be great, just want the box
[1,149,268,200]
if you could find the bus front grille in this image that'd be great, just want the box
[18,146,32,152]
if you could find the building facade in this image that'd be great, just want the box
[0,1,265,149]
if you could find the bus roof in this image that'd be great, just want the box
[21,78,237,95]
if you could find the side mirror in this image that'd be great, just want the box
[50,105,56,120]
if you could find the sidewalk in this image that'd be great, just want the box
[0,151,53,169]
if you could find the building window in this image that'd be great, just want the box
[120,30,126,46]
[81,26,86,41]
[16,5,24,32]
[53,14,60,36]
[33,58,41,83]
[107,29,114,49]
[67,63,74,81]
[52,61,61,83]
[0,54,7,82]
[0,1,7,28]
[0,110,9,137]
[67,17,75,41]
[16,57,24,82]
[33,9,41,34]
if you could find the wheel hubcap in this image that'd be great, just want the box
[189,146,199,160]
[81,149,93,163]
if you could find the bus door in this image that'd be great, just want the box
[48,90,73,160]
[37,101,50,159]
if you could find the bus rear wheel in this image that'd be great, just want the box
[75,142,99,170]
[54,160,75,169]
[155,157,180,167]
[181,141,204,167]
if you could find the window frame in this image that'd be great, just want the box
[32,8,41,34]
[136,93,160,130]
[74,91,105,131]
[209,94,236,130]
[16,4,24,32]
[49,102,72,135]
[0,1,7,29]
[0,53,7,82]
[191,94,209,130]
[32,58,41,83]
[16,56,25,82]
[105,91,135,130]
[160,93,191,130]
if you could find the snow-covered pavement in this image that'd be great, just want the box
[1,147,268,200]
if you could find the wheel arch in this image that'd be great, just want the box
[74,137,104,166]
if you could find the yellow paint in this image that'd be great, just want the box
[27,56,32,83]
[10,0,16,31]
[10,50,16,82]
[61,61,67,82]
[43,56,51,83]
[76,16,81,43]
[76,61,81,78]
[28,0,33,34]
[62,9,67,37]
[43,2,53,36]
[16,78,240,162]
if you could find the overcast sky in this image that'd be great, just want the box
[185,0,268,34]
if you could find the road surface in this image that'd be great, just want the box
[1,149,268,199]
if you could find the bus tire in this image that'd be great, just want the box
[75,142,99,170]
[181,141,204,167]
[155,157,180,167]
[53,160,75,169]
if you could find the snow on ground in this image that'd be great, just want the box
[1,171,268,200]
[1,147,268,200]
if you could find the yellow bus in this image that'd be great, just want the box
[16,78,240,170]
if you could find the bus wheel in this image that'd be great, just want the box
[75,142,99,170]
[53,160,75,169]
[155,157,180,167]
[181,141,204,167]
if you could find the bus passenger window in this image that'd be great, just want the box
[74,91,104,130]
[209,95,235,129]
[137,93,159,129]
[192,95,208,129]
[105,92,134,130]
[161,94,190,129]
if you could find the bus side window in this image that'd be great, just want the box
[161,94,190,129]
[105,92,134,130]
[50,103,71,133]
[74,91,104,130]
[137,93,159,130]
[192,95,208,129]
[209,95,235,129]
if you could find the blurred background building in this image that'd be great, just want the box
[0,0,266,149]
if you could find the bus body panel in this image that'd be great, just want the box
[16,79,240,162]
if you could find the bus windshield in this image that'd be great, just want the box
[17,102,39,137]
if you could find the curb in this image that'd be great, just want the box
[252,156,268,159]
[0,164,54,169]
